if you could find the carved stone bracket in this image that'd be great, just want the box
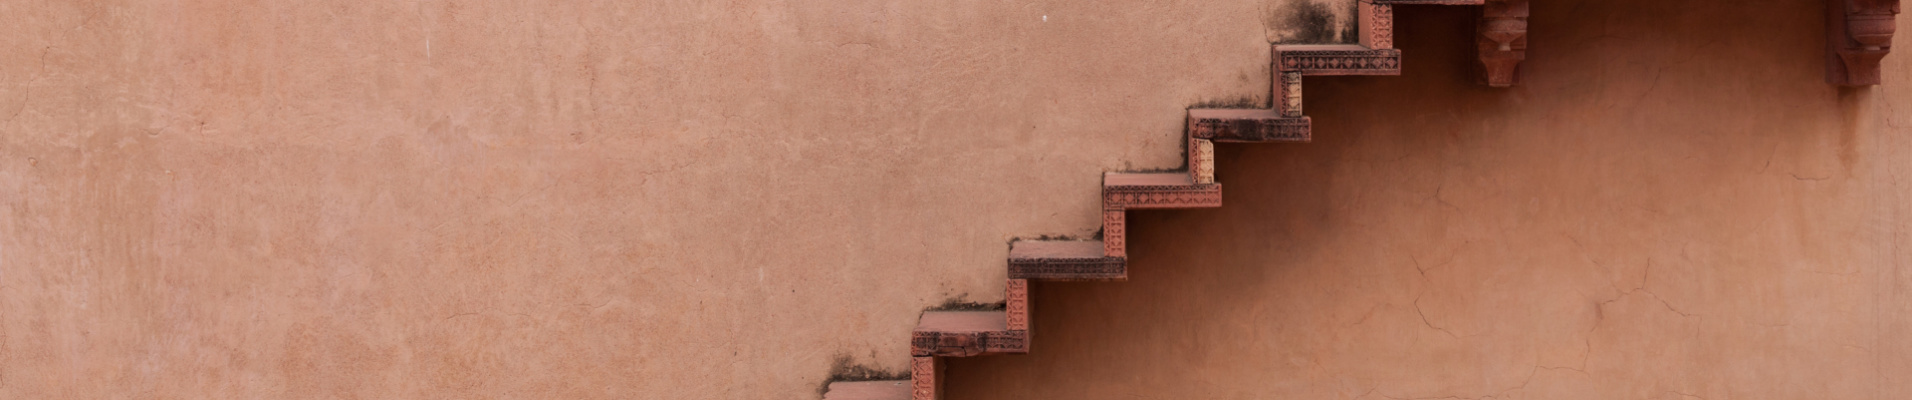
[1478,0,1529,87]
[1829,0,1901,85]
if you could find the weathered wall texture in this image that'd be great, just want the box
[0,0,1330,398]
[953,2,1912,399]
[0,0,1906,399]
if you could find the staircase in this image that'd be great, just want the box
[824,1,1528,399]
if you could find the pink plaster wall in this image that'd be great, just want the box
[1,0,1908,399]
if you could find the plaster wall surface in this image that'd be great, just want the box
[954,2,1912,399]
[0,0,1338,398]
[0,0,1906,399]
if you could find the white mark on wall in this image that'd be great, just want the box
[419,1,432,59]
[1042,15,1047,22]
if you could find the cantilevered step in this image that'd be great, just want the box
[1275,44,1401,76]
[1187,109,1311,143]
[911,311,1027,357]
[1009,240,1124,281]
[1104,172,1223,210]
[823,381,909,400]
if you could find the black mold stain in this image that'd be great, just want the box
[1190,96,1264,109]
[927,293,1006,312]
[1266,0,1357,44]
[818,354,911,397]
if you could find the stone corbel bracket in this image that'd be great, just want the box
[1477,0,1529,87]
[1828,0,1901,86]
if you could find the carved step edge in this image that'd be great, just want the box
[1276,44,1403,76]
[1828,0,1901,86]
[911,310,1027,358]
[1010,240,1125,281]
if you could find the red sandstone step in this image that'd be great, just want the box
[1008,240,1125,281]
[1187,109,1311,143]
[823,381,909,400]
[912,311,1028,357]
[1104,172,1223,210]
[1275,44,1401,76]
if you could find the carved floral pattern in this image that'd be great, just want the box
[911,357,937,400]
[1005,279,1029,331]
[1278,49,1403,74]
[1361,1,1395,49]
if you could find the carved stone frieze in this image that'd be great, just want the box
[1103,186,1223,210]
[910,330,1028,357]
[1008,256,1126,281]
[1276,45,1403,75]
[1828,0,1901,85]
[1190,113,1310,142]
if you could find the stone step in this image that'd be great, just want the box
[823,380,910,400]
[1187,109,1311,143]
[1104,172,1223,210]
[911,311,1027,357]
[1008,240,1125,281]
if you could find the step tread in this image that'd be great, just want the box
[1103,172,1223,210]
[1276,44,1378,52]
[1105,172,1196,187]
[912,311,1027,356]
[823,381,910,400]
[1187,108,1281,119]
[1009,240,1106,260]
[1007,240,1126,281]
[916,311,1008,333]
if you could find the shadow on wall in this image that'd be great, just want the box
[1266,0,1361,44]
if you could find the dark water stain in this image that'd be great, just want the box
[1266,0,1357,44]
[1190,96,1265,109]
[819,354,910,397]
